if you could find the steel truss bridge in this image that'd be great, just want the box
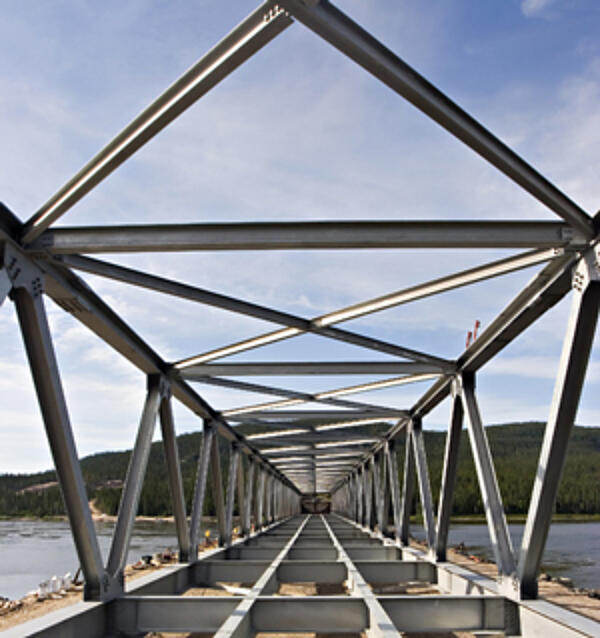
[1,1,599,636]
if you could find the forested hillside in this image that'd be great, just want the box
[1,422,598,518]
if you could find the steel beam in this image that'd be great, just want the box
[321,515,402,638]
[385,441,402,543]
[242,461,255,532]
[210,431,227,545]
[12,284,105,599]
[256,467,266,528]
[22,3,293,242]
[183,360,444,376]
[218,374,434,418]
[379,595,515,634]
[189,423,215,557]
[107,376,163,578]
[56,254,451,369]
[281,0,594,237]
[224,444,240,546]
[34,221,586,252]
[399,430,415,545]
[159,394,191,561]
[175,248,564,370]
[226,409,403,421]
[461,373,517,582]
[237,454,248,535]
[519,255,600,598]
[434,391,464,561]
[410,417,436,549]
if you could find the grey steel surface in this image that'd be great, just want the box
[107,378,163,578]
[518,270,600,598]
[159,396,191,561]
[1,0,599,634]
[434,392,464,561]
[33,221,585,252]
[12,285,106,599]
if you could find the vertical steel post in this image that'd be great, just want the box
[382,455,391,534]
[399,430,415,545]
[411,417,436,549]
[256,467,266,528]
[107,376,163,579]
[159,394,191,561]
[265,473,273,523]
[13,284,105,599]
[189,422,215,559]
[243,458,255,534]
[461,373,516,581]
[434,390,464,561]
[372,454,384,535]
[224,444,240,546]
[210,431,227,545]
[385,440,402,543]
[363,461,373,529]
[519,258,600,598]
[356,467,364,525]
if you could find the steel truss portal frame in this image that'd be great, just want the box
[1,0,599,636]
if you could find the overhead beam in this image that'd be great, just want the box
[175,247,560,369]
[264,447,368,458]
[281,0,594,237]
[22,2,293,243]
[219,374,437,418]
[226,409,404,421]
[210,376,413,416]
[55,254,449,368]
[32,221,587,253]
[182,361,444,376]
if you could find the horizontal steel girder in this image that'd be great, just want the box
[31,220,587,252]
[226,409,405,421]
[182,360,444,376]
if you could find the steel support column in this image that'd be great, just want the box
[189,422,215,558]
[224,444,240,546]
[243,459,255,534]
[210,431,227,546]
[461,373,517,585]
[363,462,373,529]
[256,467,266,528]
[399,430,416,545]
[434,390,464,561]
[107,376,164,579]
[13,283,106,599]
[519,254,600,598]
[385,440,402,543]
[159,394,191,561]
[411,417,436,549]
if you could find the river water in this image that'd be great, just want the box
[0,519,598,600]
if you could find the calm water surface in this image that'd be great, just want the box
[411,521,600,589]
[0,519,598,599]
[0,519,180,600]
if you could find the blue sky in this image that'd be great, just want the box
[0,0,599,473]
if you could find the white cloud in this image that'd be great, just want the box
[521,0,554,18]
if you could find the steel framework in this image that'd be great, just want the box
[1,1,599,636]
